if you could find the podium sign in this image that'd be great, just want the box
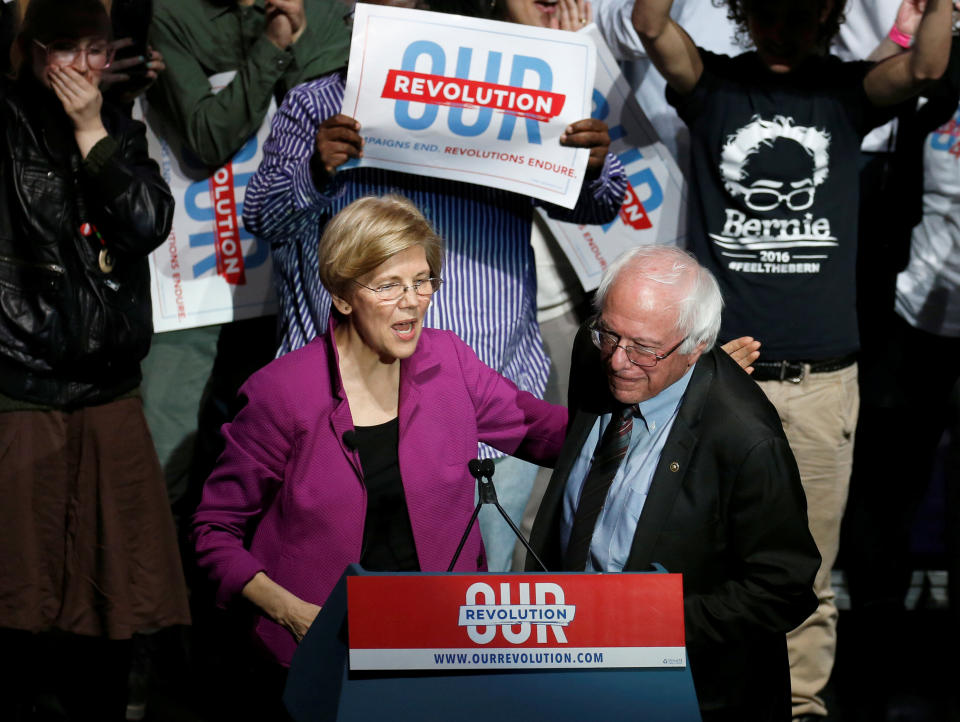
[347,573,685,671]
[286,567,701,722]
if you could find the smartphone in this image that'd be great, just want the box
[111,0,153,71]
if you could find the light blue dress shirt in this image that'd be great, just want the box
[561,364,696,571]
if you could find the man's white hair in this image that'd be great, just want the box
[593,246,723,354]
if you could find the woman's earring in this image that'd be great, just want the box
[332,295,352,315]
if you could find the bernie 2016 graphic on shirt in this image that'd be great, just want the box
[711,114,838,276]
[341,3,596,209]
[347,573,685,671]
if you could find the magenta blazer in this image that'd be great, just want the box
[193,325,567,666]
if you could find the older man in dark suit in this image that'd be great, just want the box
[527,245,820,721]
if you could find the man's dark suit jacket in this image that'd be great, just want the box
[527,328,821,720]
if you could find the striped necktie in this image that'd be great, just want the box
[564,405,638,571]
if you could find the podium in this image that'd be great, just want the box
[285,565,701,721]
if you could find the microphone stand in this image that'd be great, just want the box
[447,458,547,572]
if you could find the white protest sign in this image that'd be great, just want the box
[341,3,596,209]
[142,71,277,333]
[538,25,686,291]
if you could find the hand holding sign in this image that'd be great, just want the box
[312,114,365,183]
[559,117,609,176]
[342,3,597,208]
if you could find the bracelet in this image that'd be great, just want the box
[888,25,913,49]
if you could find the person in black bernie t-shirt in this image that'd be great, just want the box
[627,0,953,720]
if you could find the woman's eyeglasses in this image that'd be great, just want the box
[353,277,443,301]
[34,39,115,71]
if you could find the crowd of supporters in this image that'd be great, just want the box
[0,0,956,720]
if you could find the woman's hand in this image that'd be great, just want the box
[242,571,322,643]
[282,599,323,643]
[559,118,609,176]
[554,0,592,31]
[720,336,761,375]
[311,114,364,184]
[49,66,108,158]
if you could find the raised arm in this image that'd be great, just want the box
[147,10,299,169]
[631,0,703,94]
[147,0,348,169]
[50,66,173,256]
[83,118,175,258]
[866,0,925,62]
[864,0,953,106]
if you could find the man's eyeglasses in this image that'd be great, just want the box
[34,39,114,71]
[353,277,443,301]
[588,317,686,368]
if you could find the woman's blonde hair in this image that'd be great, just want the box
[319,195,443,301]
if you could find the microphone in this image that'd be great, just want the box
[480,458,495,478]
[342,430,357,450]
[449,456,547,572]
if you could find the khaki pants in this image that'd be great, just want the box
[756,362,859,719]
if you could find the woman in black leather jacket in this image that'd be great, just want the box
[0,1,189,718]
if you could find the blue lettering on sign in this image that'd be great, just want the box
[931,134,952,150]
[930,108,960,150]
[602,148,664,232]
[591,89,608,121]
[392,40,553,143]
[183,137,270,278]
[591,89,626,143]
[448,47,500,137]
[592,91,664,232]
[394,40,444,131]
[188,227,267,277]
[496,55,552,144]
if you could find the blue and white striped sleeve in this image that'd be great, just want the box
[540,152,627,225]
[243,77,345,245]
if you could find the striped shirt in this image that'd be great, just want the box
[243,72,626,456]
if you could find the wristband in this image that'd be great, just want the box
[888,25,913,49]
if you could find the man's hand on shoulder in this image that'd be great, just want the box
[265,0,308,50]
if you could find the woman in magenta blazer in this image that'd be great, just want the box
[193,195,567,672]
